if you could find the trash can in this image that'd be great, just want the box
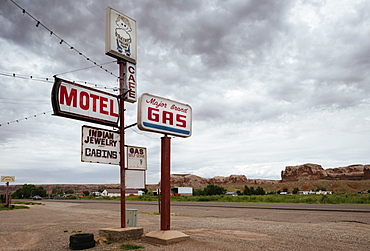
[126,209,138,227]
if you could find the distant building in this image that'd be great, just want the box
[225,192,238,196]
[170,187,193,196]
[297,190,332,195]
[89,191,101,197]
[101,189,143,197]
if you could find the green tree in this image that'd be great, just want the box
[292,187,299,194]
[255,186,266,195]
[65,189,75,194]
[203,184,226,195]
[12,184,47,199]
[243,186,252,195]
[193,188,204,196]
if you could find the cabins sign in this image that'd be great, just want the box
[81,126,120,165]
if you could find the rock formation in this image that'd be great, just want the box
[281,163,370,182]
[167,174,278,189]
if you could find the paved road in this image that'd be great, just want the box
[49,199,370,212]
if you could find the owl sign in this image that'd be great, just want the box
[105,7,137,64]
[138,93,192,138]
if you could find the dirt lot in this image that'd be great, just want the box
[0,201,369,251]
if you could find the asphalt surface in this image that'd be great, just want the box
[50,199,370,212]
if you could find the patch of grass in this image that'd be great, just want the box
[13,201,43,205]
[120,243,144,250]
[0,205,29,210]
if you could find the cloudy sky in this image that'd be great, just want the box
[1,0,369,185]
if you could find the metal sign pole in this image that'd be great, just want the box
[118,59,126,228]
[5,182,9,207]
[160,135,171,230]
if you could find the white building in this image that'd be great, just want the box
[101,189,143,197]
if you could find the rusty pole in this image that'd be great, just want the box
[160,135,171,230]
[118,59,126,228]
[5,182,9,207]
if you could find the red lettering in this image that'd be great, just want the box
[128,75,135,82]
[60,85,77,107]
[176,114,186,127]
[80,91,89,110]
[148,107,159,122]
[128,66,135,74]
[90,94,99,112]
[100,97,108,115]
[163,111,173,125]
[109,99,118,117]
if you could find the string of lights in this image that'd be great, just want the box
[0,71,119,92]
[9,0,119,78]
[0,111,52,126]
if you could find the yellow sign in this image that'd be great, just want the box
[1,176,15,182]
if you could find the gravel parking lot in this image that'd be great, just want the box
[0,201,369,250]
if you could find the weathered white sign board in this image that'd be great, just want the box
[137,93,192,137]
[126,170,145,189]
[81,126,120,165]
[105,6,137,64]
[126,145,147,170]
[52,78,119,127]
[1,176,15,182]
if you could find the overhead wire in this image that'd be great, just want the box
[9,0,119,78]
[0,71,119,92]
[0,111,52,126]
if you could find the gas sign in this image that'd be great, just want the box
[126,145,147,170]
[51,78,119,127]
[137,93,192,137]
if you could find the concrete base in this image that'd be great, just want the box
[142,230,190,245]
[99,227,143,242]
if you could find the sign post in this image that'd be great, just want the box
[118,59,126,228]
[137,93,192,231]
[106,6,137,229]
[160,135,171,230]
[1,176,15,207]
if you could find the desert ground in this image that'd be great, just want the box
[0,200,369,250]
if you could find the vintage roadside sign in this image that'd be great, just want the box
[126,145,147,170]
[105,6,137,64]
[137,93,192,137]
[51,78,119,127]
[124,62,137,103]
[126,170,145,189]
[81,126,120,165]
[1,176,15,182]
